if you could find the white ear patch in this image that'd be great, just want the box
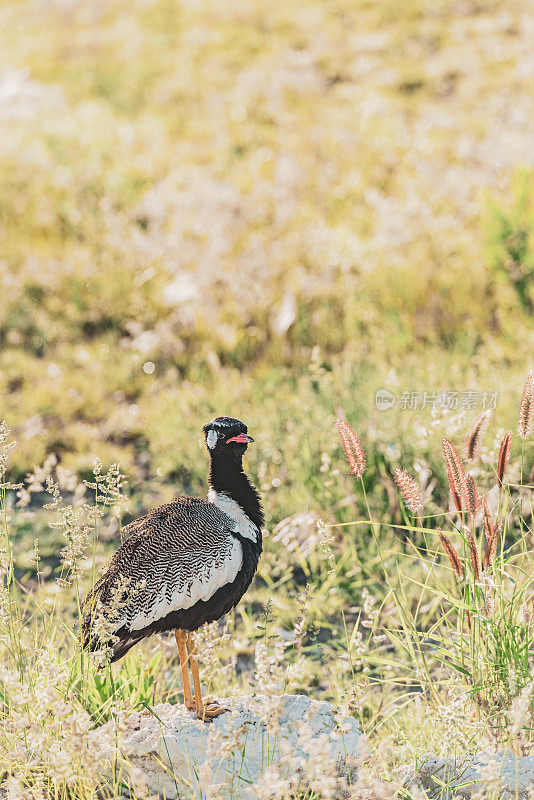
[206,429,218,449]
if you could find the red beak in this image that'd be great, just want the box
[226,433,254,444]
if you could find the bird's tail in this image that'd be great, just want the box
[82,606,145,663]
[82,623,145,664]
[110,634,145,663]
[81,578,146,663]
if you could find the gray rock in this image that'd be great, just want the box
[415,751,534,799]
[94,694,363,799]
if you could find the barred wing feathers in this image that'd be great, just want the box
[83,497,243,641]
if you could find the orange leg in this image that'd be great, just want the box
[186,632,228,721]
[175,629,196,711]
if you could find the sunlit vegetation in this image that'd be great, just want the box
[0,0,533,796]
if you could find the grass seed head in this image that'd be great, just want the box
[438,532,463,580]
[443,439,468,499]
[393,467,425,515]
[464,410,492,461]
[483,591,495,619]
[335,417,366,478]
[481,575,496,618]
[483,520,502,570]
[464,474,481,516]
[518,371,534,439]
[497,430,513,487]
[482,500,494,540]
[447,467,463,515]
[466,531,481,581]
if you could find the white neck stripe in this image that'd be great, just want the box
[208,488,259,542]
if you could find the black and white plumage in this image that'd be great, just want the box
[82,417,263,672]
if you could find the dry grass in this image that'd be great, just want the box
[0,372,532,798]
[0,0,533,796]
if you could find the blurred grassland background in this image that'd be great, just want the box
[2,2,534,793]
[1,0,534,697]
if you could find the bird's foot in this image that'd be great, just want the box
[184,695,197,711]
[195,701,229,722]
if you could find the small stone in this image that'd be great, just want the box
[414,751,534,799]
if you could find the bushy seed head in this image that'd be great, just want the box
[483,596,495,618]
[393,467,424,514]
[335,418,366,478]
[497,430,513,487]
[518,371,534,439]
[464,410,491,461]
[464,475,481,516]
[443,439,467,499]
[438,532,463,580]
[466,531,481,581]
[483,520,501,571]
[447,467,463,515]
[482,500,494,540]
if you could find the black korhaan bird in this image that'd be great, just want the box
[82,417,263,720]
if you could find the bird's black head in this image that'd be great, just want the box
[204,416,263,530]
[203,417,254,461]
